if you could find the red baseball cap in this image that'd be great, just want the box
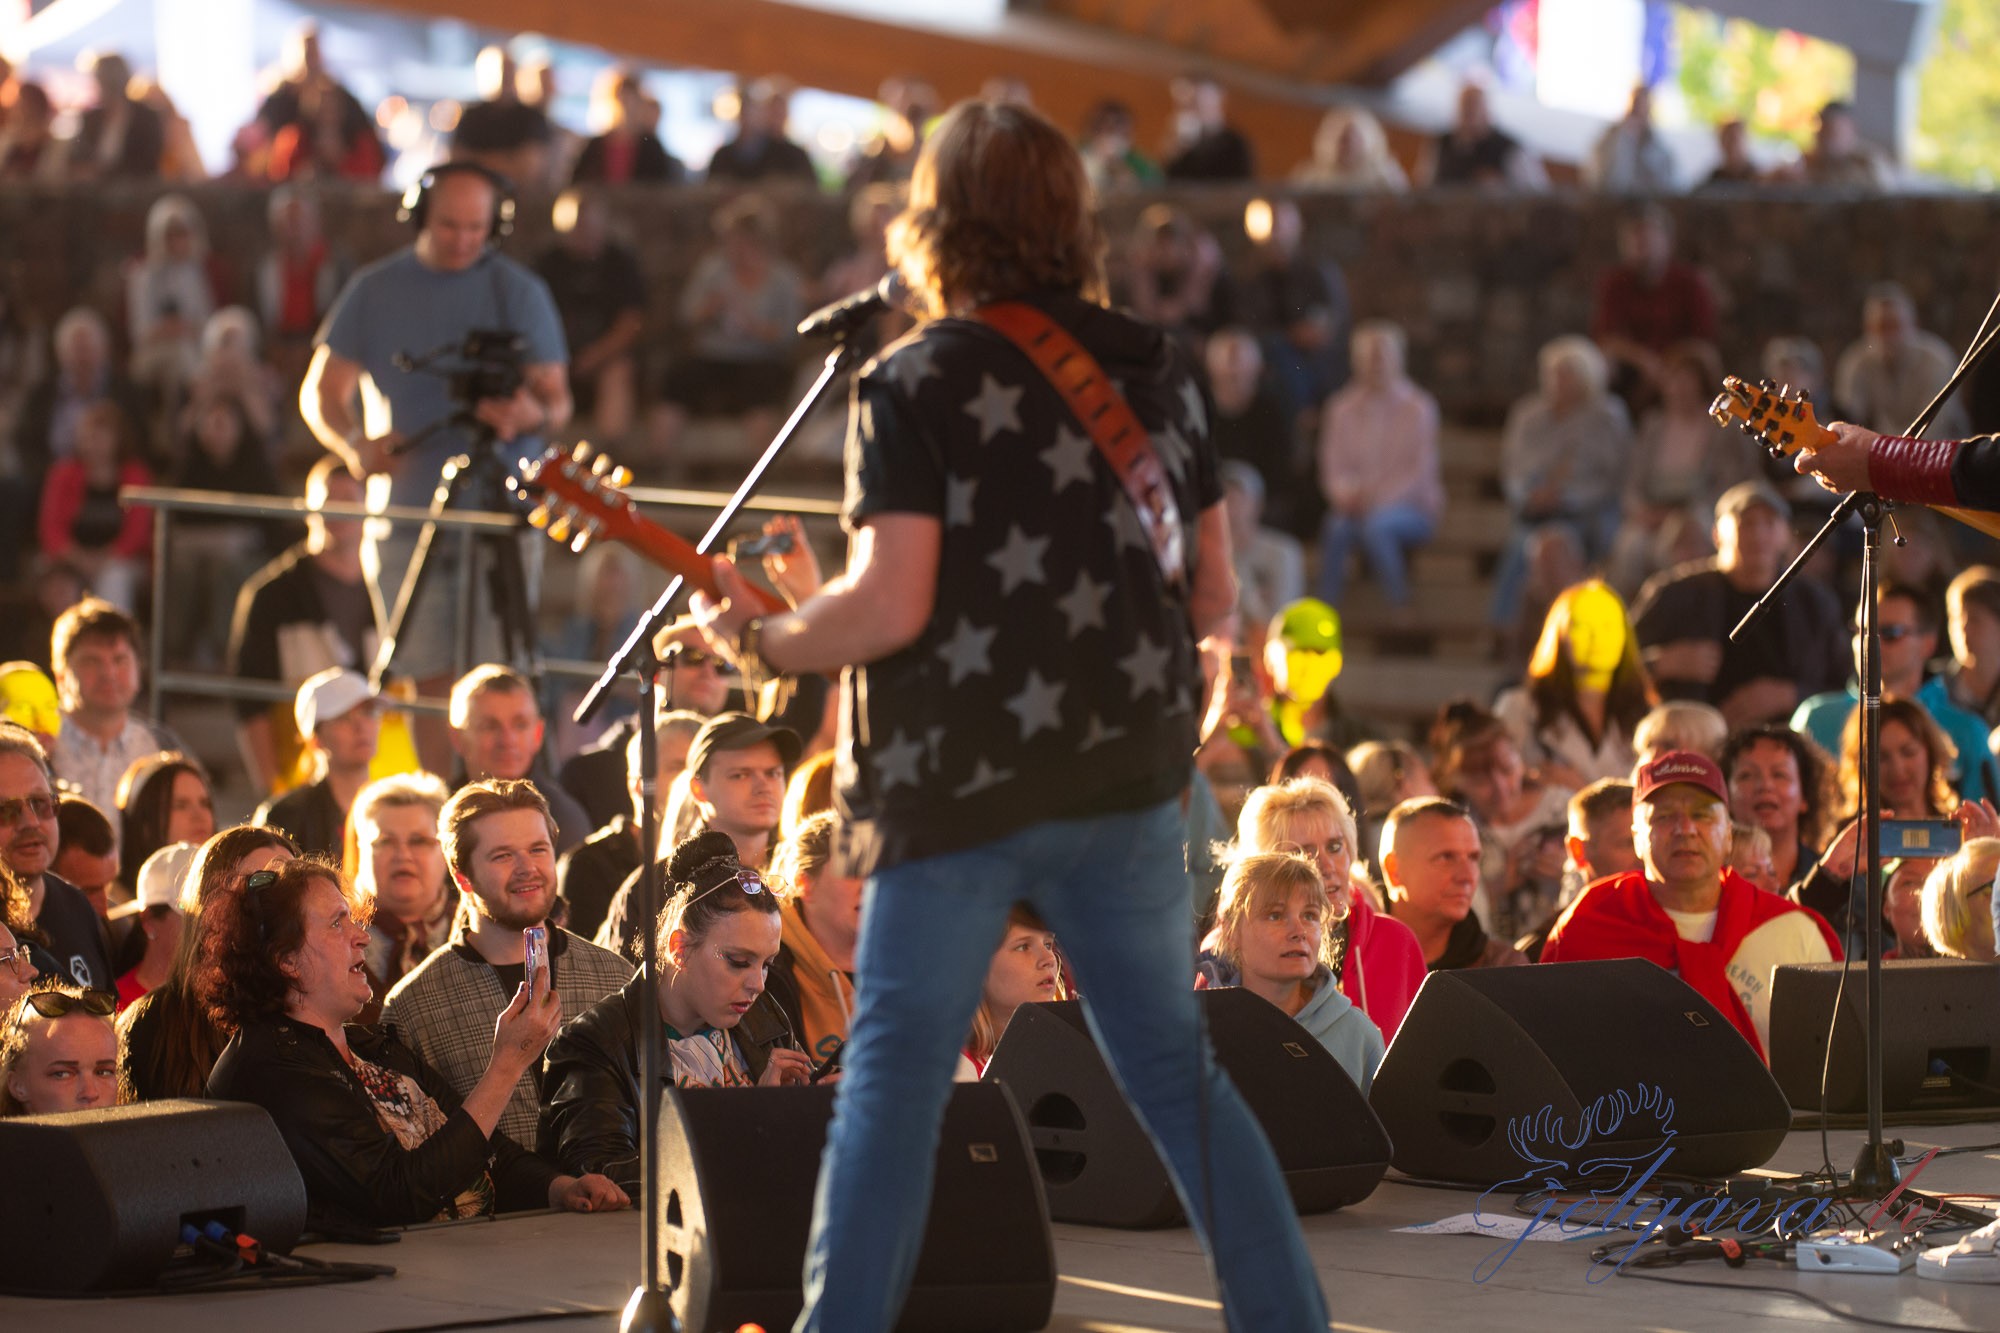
[1634,750,1729,805]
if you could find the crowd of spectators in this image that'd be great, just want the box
[0,28,1992,1260]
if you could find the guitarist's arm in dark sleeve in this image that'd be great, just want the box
[1792,422,2000,512]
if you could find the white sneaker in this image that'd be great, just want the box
[1919,1215,2000,1283]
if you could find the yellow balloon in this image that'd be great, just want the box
[0,662,61,744]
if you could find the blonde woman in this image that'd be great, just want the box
[1922,838,2000,961]
[1198,852,1383,1092]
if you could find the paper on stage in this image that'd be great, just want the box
[1395,1213,1614,1241]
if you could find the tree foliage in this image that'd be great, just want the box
[1672,7,1853,148]
[1913,0,2000,187]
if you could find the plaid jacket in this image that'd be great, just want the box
[381,921,634,1147]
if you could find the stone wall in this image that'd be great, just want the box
[6,181,1997,423]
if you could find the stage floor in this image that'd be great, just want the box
[8,1123,2000,1331]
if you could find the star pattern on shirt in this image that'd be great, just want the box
[1079,713,1126,752]
[1055,570,1110,636]
[1153,424,1193,475]
[1040,426,1096,492]
[1004,670,1067,742]
[871,729,925,791]
[936,617,998,685]
[963,374,1024,444]
[1104,499,1151,554]
[945,474,979,529]
[987,525,1050,595]
[886,341,940,396]
[1179,378,1208,436]
[955,758,1015,798]
[1117,634,1172,699]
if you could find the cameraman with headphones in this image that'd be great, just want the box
[301,161,571,767]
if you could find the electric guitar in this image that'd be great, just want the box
[1708,376,2000,542]
[510,444,786,613]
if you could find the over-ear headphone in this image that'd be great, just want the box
[398,160,517,239]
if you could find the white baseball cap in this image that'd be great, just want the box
[295,667,375,738]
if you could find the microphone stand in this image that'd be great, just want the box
[1732,298,2000,1200]
[589,323,873,1333]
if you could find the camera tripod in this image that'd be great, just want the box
[370,413,540,690]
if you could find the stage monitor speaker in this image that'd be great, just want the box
[0,1098,307,1294]
[1769,958,2000,1113]
[982,987,1391,1229]
[657,1082,1054,1333]
[1368,959,1791,1185]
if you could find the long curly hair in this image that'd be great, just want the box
[1719,725,1838,851]
[196,857,358,1034]
[888,99,1106,319]
[116,825,298,1101]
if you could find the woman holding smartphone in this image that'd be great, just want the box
[540,832,809,1191]
[200,859,625,1227]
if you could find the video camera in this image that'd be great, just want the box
[394,328,527,419]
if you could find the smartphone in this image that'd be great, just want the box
[1879,820,1962,859]
[734,531,795,558]
[809,1040,844,1084]
[523,925,548,1002]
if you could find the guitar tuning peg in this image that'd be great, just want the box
[591,453,613,476]
[609,466,633,488]
[528,504,550,529]
[571,441,593,463]
[549,512,574,543]
[1799,388,1812,403]
[571,518,601,554]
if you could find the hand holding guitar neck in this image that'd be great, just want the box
[1708,375,2000,542]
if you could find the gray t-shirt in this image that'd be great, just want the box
[317,248,567,509]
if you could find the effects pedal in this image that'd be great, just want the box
[1797,1229,1918,1274]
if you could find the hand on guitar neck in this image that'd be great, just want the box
[1708,375,2000,541]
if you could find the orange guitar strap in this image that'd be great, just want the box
[972,301,1186,588]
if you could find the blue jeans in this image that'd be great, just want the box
[795,799,1328,1333]
[1317,501,1435,608]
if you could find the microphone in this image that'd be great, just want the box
[797,272,902,339]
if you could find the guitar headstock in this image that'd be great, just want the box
[510,442,635,553]
[1709,375,1835,460]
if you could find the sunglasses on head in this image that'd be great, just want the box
[682,866,768,911]
[15,989,116,1023]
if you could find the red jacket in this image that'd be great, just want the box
[1542,869,1842,1058]
[1342,892,1427,1045]
[37,458,153,561]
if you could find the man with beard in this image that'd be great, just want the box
[381,779,631,1146]
[0,723,110,988]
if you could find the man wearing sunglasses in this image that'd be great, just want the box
[1790,580,1997,804]
[0,724,109,990]
[381,779,632,1147]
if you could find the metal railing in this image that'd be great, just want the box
[120,481,842,718]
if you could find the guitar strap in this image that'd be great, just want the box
[971,301,1186,589]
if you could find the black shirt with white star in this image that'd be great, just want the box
[837,291,1220,873]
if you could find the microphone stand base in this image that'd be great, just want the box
[620,1285,681,1333]
[1847,1140,1904,1197]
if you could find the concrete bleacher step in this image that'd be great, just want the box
[1337,654,1508,732]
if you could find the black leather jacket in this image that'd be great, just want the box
[538,969,790,1191]
[207,1015,557,1230]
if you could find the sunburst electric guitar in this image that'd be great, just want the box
[509,443,786,613]
[1707,375,2000,542]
